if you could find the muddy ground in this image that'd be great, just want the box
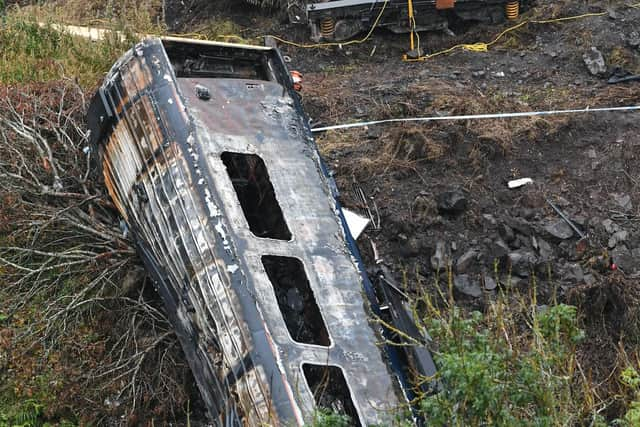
[169,0,640,420]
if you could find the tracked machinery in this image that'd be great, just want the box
[88,37,437,425]
[247,0,521,42]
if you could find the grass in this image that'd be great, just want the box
[0,1,264,89]
[15,0,164,35]
[620,366,640,426]
[304,276,616,426]
[0,342,79,427]
[0,399,45,427]
[0,16,131,88]
[308,409,353,427]
[421,304,589,425]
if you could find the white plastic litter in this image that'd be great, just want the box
[343,208,370,239]
[508,178,533,189]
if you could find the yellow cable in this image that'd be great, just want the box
[405,11,607,61]
[260,7,608,59]
[165,32,250,43]
[263,0,389,48]
[161,7,617,61]
[532,11,607,24]
[408,0,415,51]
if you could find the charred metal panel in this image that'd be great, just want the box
[88,38,406,426]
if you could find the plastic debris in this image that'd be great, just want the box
[343,208,370,239]
[507,178,533,189]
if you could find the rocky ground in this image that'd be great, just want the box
[189,0,640,418]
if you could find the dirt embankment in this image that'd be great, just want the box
[168,0,640,417]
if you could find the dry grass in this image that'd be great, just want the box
[309,74,572,183]
[0,79,192,426]
[14,0,165,34]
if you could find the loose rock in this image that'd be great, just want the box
[508,250,538,277]
[431,240,449,271]
[535,237,554,261]
[486,239,510,263]
[499,223,515,243]
[366,126,382,140]
[506,217,533,237]
[627,31,640,48]
[482,214,498,226]
[483,274,498,291]
[436,190,467,215]
[456,249,479,273]
[454,274,483,298]
[602,218,619,234]
[608,230,629,249]
[612,193,633,212]
[582,47,607,76]
[611,245,637,274]
[565,263,585,284]
[544,220,574,240]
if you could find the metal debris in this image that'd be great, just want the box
[546,198,586,240]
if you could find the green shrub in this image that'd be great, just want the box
[0,399,43,427]
[618,367,640,426]
[419,298,587,426]
[307,409,352,427]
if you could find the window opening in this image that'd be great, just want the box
[221,152,291,240]
[262,256,330,346]
[302,364,361,426]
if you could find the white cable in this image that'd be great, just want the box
[310,104,640,133]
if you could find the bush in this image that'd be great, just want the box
[0,399,44,427]
[419,291,591,426]
[618,367,640,426]
[308,409,352,427]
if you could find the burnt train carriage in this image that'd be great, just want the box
[88,38,437,425]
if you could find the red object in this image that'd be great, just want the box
[436,0,455,9]
[290,70,303,91]
[611,263,617,271]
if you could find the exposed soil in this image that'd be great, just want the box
[164,0,640,420]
